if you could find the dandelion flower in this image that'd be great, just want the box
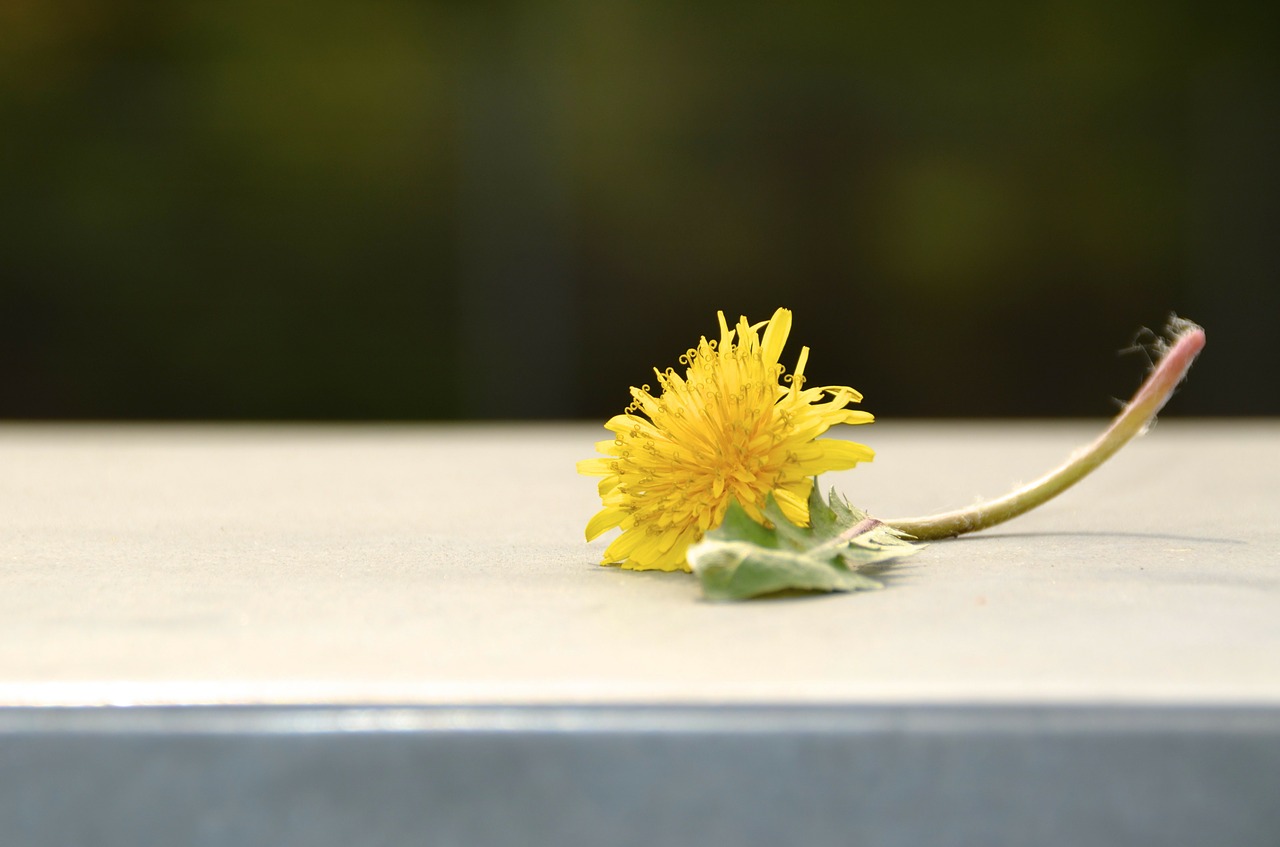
[577,308,874,572]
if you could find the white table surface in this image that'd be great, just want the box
[2,420,1277,708]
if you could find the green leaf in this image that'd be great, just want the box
[687,485,922,601]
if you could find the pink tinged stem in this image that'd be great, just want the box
[886,318,1207,541]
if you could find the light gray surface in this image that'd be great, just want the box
[0,420,1277,707]
[3,421,1279,846]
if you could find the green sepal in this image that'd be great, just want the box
[687,485,921,601]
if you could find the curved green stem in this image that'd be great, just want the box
[886,318,1206,541]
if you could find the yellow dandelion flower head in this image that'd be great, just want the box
[577,308,874,572]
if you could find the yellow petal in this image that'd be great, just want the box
[603,528,647,563]
[576,458,614,476]
[790,345,809,393]
[808,439,875,473]
[839,410,875,426]
[774,482,811,524]
[760,308,792,365]
[585,507,626,541]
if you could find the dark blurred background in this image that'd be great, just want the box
[1,1,1276,420]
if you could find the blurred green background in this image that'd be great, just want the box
[1,1,1275,420]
